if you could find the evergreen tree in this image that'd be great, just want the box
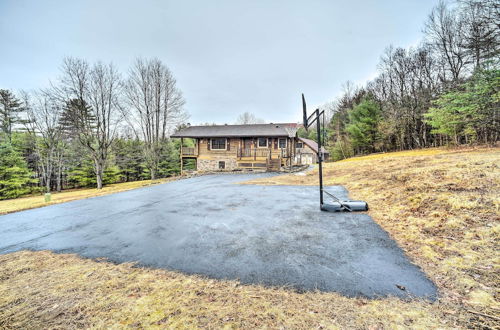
[66,159,96,188]
[0,142,35,199]
[67,157,121,188]
[112,138,148,182]
[157,139,182,177]
[472,68,500,143]
[102,164,122,185]
[425,92,473,144]
[425,68,500,144]
[59,99,96,139]
[346,97,382,153]
[0,89,23,142]
[297,127,330,144]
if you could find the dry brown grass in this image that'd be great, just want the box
[0,251,458,329]
[0,177,180,215]
[244,146,500,327]
[0,147,499,328]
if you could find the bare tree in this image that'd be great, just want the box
[459,0,500,70]
[53,57,123,189]
[235,112,265,124]
[424,1,470,84]
[23,92,63,193]
[367,44,442,150]
[124,58,187,180]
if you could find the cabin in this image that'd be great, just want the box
[171,123,302,172]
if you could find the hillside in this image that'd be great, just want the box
[1,147,499,328]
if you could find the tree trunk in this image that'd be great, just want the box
[44,160,52,193]
[95,159,104,189]
[96,171,103,189]
[56,165,62,192]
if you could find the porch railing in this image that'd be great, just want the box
[237,148,270,159]
[181,147,197,156]
[237,148,291,159]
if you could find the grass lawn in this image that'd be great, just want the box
[1,147,499,328]
[0,177,180,215]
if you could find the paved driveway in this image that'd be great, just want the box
[0,174,436,299]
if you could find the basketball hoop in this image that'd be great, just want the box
[301,93,368,212]
[284,126,298,138]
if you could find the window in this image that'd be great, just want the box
[278,138,287,149]
[296,142,304,149]
[219,161,225,169]
[257,138,268,148]
[211,138,226,150]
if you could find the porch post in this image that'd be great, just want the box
[180,138,183,174]
[316,109,324,206]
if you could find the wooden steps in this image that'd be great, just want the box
[237,158,282,172]
[238,156,269,161]
[237,161,267,171]
[267,158,281,172]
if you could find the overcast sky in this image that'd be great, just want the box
[0,0,437,124]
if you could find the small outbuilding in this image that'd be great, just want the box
[295,137,330,164]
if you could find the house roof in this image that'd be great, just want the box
[298,137,329,154]
[171,123,300,138]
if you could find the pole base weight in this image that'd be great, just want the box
[321,201,368,212]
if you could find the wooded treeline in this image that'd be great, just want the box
[1,0,498,199]
[326,0,499,160]
[0,58,188,199]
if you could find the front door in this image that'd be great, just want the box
[242,138,253,158]
[244,138,253,149]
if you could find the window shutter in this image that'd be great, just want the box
[208,139,211,150]
[274,138,278,149]
[227,139,230,151]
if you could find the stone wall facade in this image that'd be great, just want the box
[197,158,238,172]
